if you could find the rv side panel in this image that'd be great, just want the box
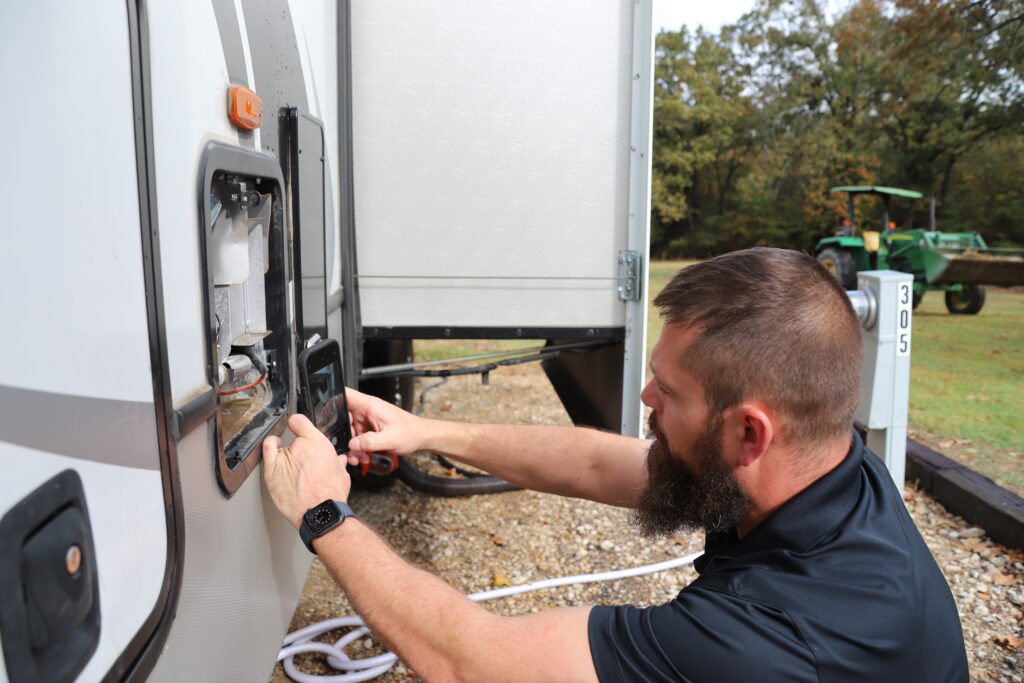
[0,2,169,679]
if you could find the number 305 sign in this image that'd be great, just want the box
[897,282,913,356]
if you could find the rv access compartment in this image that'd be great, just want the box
[198,143,292,495]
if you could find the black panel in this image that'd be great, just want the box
[0,471,100,683]
[363,326,626,341]
[287,108,329,345]
[542,339,625,432]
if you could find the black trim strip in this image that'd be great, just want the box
[362,326,627,340]
[337,0,362,383]
[108,1,186,679]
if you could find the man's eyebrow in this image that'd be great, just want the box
[648,363,673,391]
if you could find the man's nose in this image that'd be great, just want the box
[640,379,657,409]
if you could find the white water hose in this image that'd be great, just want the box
[278,551,703,682]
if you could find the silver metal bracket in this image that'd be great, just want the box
[617,250,642,301]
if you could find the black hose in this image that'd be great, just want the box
[393,376,520,496]
[435,454,488,478]
[396,458,519,497]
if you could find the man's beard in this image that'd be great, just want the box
[632,412,751,538]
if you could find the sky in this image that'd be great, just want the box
[653,0,755,33]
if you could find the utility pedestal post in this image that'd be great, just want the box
[847,271,914,493]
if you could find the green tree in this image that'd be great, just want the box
[649,0,1024,256]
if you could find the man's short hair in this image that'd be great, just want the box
[653,247,863,446]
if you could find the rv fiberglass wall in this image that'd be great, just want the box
[350,0,655,436]
[1,0,345,681]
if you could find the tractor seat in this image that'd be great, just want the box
[863,231,880,253]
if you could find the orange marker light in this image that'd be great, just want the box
[228,86,263,130]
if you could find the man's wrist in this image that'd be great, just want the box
[420,417,464,455]
[419,417,446,453]
[310,514,360,553]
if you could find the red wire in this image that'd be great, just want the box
[218,372,267,397]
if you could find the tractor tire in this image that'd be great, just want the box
[817,248,857,290]
[945,285,986,315]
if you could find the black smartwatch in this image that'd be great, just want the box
[299,499,355,554]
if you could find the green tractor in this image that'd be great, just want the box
[815,185,1024,314]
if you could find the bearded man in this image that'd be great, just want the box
[263,247,968,682]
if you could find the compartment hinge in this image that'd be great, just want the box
[617,250,642,302]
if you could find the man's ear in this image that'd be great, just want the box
[724,404,773,468]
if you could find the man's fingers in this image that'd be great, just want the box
[288,413,330,444]
[349,429,392,454]
[262,435,282,470]
[344,387,372,411]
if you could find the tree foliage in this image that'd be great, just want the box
[652,0,1024,256]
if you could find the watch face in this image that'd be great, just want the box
[305,503,340,533]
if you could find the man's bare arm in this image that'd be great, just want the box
[345,388,649,507]
[315,520,598,683]
[262,415,598,683]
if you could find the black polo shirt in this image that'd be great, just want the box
[589,431,968,682]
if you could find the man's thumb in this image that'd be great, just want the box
[262,435,282,470]
[288,413,329,444]
[349,430,389,454]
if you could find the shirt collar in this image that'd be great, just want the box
[695,429,864,574]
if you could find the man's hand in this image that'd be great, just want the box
[263,413,351,529]
[345,388,431,460]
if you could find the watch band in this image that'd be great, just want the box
[299,500,355,554]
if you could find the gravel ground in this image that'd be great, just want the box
[271,364,1023,682]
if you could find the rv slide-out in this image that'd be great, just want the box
[0,1,653,681]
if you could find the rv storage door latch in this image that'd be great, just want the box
[617,250,642,302]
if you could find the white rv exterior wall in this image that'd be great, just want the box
[145,0,317,680]
[0,1,167,678]
[352,0,636,329]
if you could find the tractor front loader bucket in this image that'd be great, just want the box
[924,248,1024,287]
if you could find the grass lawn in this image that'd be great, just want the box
[907,287,1024,495]
[648,261,1024,496]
